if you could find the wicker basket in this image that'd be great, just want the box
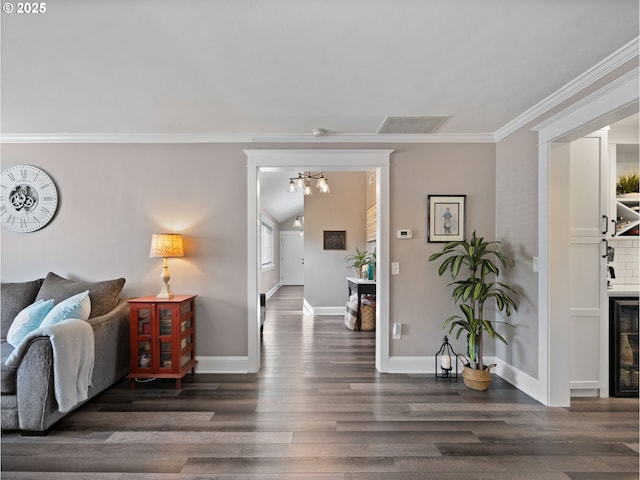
[461,365,493,391]
[360,304,375,330]
[360,297,376,330]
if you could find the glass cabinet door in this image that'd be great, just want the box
[160,340,173,369]
[159,307,173,336]
[134,307,152,370]
[611,298,640,397]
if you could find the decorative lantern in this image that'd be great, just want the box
[434,335,458,381]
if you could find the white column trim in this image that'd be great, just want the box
[533,68,639,407]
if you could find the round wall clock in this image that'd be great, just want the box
[1,165,59,232]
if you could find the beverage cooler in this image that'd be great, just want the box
[609,297,639,397]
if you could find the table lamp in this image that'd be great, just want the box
[149,233,184,298]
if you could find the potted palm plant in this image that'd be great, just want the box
[428,231,519,390]
[344,247,370,278]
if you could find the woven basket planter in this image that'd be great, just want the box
[360,303,375,330]
[461,365,493,391]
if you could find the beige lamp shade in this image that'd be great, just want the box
[149,233,184,298]
[149,233,184,259]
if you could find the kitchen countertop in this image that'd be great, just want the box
[608,285,640,297]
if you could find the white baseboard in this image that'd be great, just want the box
[265,283,281,300]
[570,380,602,398]
[387,356,432,373]
[571,388,600,397]
[195,356,249,373]
[384,356,544,403]
[302,298,345,316]
[494,359,542,403]
[194,354,545,403]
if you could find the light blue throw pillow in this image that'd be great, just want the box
[40,290,91,328]
[7,299,55,347]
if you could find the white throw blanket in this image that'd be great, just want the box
[6,319,95,413]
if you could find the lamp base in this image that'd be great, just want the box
[157,258,174,299]
[157,283,174,299]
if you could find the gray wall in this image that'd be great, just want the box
[389,144,497,357]
[1,143,249,357]
[304,171,367,309]
[1,142,498,363]
[493,58,639,379]
[496,129,539,377]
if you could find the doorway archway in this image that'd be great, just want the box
[245,149,393,373]
[534,70,638,406]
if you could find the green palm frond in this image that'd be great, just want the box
[428,230,519,369]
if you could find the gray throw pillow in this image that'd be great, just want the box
[35,272,125,318]
[1,279,44,341]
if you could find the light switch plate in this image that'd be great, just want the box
[392,323,402,339]
[392,262,400,275]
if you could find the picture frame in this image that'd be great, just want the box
[323,230,347,250]
[366,204,376,242]
[427,195,466,243]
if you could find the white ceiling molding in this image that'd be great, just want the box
[533,68,639,144]
[1,38,636,146]
[0,132,495,144]
[495,36,639,142]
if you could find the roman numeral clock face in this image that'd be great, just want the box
[1,165,59,233]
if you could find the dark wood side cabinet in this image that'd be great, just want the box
[128,294,197,389]
[609,296,639,397]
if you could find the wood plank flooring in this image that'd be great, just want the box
[2,285,638,479]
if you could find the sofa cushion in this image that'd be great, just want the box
[40,291,91,327]
[6,299,55,348]
[1,279,44,342]
[35,273,125,318]
[1,341,17,394]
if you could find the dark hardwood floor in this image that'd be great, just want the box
[2,285,638,479]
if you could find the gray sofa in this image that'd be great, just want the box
[1,273,130,434]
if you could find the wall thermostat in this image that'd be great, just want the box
[397,229,412,239]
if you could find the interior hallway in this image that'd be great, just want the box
[1,285,638,479]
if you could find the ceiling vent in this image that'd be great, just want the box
[377,115,450,134]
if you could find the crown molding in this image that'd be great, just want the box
[495,36,639,142]
[0,132,495,144]
[2,38,636,146]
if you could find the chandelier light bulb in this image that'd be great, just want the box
[287,172,330,195]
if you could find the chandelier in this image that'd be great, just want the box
[287,172,330,195]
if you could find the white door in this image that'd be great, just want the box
[281,232,304,285]
[569,131,609,397]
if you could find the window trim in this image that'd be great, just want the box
[260,215,275,271]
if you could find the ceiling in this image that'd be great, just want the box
[1,1,638,140]
[1,2,638,221]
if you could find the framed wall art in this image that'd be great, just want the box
[427,195,466,243]
[366,204,376,242]
[323,230,346,250]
